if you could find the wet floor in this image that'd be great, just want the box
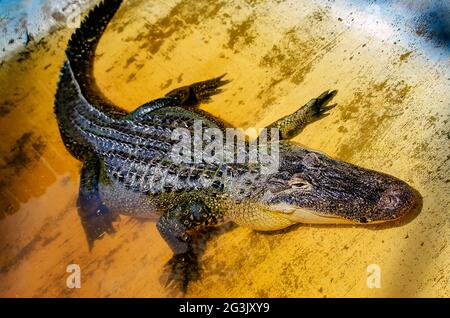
[0,0,449,297]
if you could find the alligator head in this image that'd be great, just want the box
[259,142,417,225]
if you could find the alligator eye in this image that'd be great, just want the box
[303,152,321,168]
[288,177,312,191]
[268,179,289,193]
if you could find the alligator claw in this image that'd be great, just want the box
[190,73,231,103]
[165,74,230,106]
[162,250,200,293]
[317,103,337,116]
[80,204,119,251]
[312,90,338,116]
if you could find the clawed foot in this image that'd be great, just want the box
[162,249,200,293]
[310,90,338,118]
[79,204,119,250]
[266,89,338,140]
[190,73,230,103]
[166,74,230,106]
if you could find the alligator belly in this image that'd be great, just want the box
[99,179,161,220]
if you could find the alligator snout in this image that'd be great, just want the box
[379,186,408,209]
[264,146,418,225]
[374,183,416,222]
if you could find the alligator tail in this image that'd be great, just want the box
[54,0,126,160]
[65,0,126,117]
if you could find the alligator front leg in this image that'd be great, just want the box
[77,156,118,250]
[267,90,337,140]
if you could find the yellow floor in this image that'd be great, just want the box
[0,0,448,297]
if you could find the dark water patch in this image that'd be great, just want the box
[0,234,42,273]
[0,132,47,218]
[0,132,46,173]
[41,231,62,247]
[0,100,15,117]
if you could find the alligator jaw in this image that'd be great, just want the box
[269,203,356,224]
[269,202,408,225]
[268,202,352,224]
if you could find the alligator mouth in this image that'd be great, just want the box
[269,203,401,225]
[286,207,359,224]
[291,210,355,224]
[291,209,394,224]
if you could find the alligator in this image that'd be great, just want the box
[54,0,417,291]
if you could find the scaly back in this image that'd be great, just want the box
[54,0,126,160]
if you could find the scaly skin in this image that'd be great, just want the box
[54,0,417,292]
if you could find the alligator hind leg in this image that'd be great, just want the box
[165,73,230,106]
[128,74,230,121]
[77,156,118,250]
[127,97,182,120]
[266,90,337,140]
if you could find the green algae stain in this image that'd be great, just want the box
[336,79,412,161]
[160,78,173,90]
[128,0,225,55]
[259,27,317,84]
[258,9,335,88]
[399,51,412,62]
[225,14,257,53]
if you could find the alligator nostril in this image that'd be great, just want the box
[386,194,400,206]
[380,187,404,208]
[374,183,417,221]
